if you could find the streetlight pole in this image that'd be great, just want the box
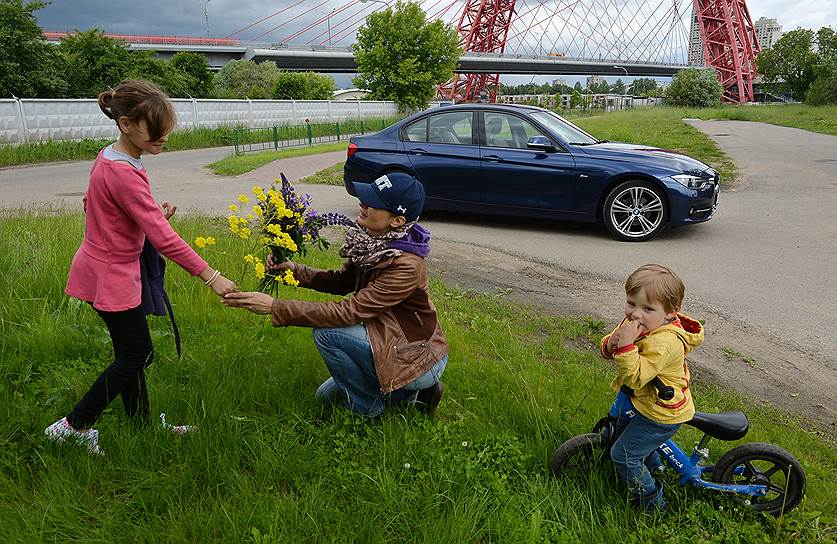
[613,65,628,110]
[327,8,335,46]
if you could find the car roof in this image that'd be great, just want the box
[432,103,547,114]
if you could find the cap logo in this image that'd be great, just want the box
[397,205,407,213]
[375,175,393,191]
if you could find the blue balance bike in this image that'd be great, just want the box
[549,380,806,516]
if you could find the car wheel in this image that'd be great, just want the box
[602,180,668,242]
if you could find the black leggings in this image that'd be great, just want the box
[67,306,154,430]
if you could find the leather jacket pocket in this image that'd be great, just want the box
[394,339,433,368]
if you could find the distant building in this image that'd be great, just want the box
[332,88,369,100]
[688,12,705,66]
[551,78,568,87]
[754,17,782,49]
[586,75,605,89]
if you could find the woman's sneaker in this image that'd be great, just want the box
[44,417,104,456]
[159,413,197,435]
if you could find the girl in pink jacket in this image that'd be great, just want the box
[45,80,235,455]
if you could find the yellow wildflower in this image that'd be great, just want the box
[283,269,299,286]
[254,262,265,279]
[259,236,270,245]
[205,237,216,246]
[228,204,239,213]
[238,194,250,204]
[195,236,207,248]
[253,205,263,217]
[252,185,265,196]
[246,213,254,221]
[243,254,255,264]
[238,228,251,240]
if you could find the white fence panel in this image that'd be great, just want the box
[0,99,21,143]
[250,101,295,126]
[0,98,404,144]
[21,99,119,142]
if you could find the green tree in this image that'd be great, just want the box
[631,77,658,97]
[213,59,280,98]
[169,51,214,97]
[57,29,145,97]
[666,68,723,107]
[0,0,66,97]
[612,78,626,94]
[353,1,461,110]
[273,71,335,100]
[569,89,583,109]
[755,29,818,101]
[805,27,837,105]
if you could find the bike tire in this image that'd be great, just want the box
[549,433,608,477]
[712,442,807,516]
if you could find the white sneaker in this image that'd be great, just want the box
[160,413,197,435]
[44,417,104,456]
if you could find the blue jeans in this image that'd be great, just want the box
[312,324,447,417]
[609,400,680,508]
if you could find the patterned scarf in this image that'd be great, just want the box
[339,223,414,269]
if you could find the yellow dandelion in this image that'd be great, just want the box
[228,204,239,213]
[205,237,216,246]
[238,194,250,204]
[194,236,207,248]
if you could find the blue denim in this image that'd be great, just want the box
[609,399,680,510]
[312,324,447,417]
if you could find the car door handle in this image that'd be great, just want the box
[483,155,504,162]
[408,148,427,156]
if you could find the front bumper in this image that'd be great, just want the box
[663,173,720,226]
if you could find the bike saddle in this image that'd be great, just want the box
[686,411,749,441]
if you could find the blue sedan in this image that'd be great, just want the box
[344,104,719,241]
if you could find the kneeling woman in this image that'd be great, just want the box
[224,172,448,417]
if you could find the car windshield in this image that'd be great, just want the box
[529,111,598,145]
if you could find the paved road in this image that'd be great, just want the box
[2,124,835,423]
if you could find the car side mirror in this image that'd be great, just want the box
[526,136,556,152]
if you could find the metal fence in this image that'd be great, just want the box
[0,97,400,144]
[232,116,405,155]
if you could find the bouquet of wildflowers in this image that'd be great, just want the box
[197,172,353,296]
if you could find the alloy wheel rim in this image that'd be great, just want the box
[609,187,664,238]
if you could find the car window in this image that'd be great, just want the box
[404,118,427,142]
[484,112,547,149]
[529,111,598,145]
[428,111,474,145]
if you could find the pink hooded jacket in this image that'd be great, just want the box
[65,151,207,312]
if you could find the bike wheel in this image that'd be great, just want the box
[549,433,608,477]
[713,442,807,516]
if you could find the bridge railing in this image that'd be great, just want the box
[232,116,406,155]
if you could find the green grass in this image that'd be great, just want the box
[570,107,738,183]
[298,162,345,185]
[207,143,347,176]
[688,104,837,137]
[0,125,242,169]
[0,210,835,542]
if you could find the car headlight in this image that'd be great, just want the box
[671,174,711,189]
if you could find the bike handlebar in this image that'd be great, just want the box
[620,378,675,401]
[651,377,675,401]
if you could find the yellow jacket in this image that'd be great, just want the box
[600,314,704,424]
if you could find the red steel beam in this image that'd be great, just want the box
[437,0,518,103]
[693,0,760,102]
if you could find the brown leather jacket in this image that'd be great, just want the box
[271,253,448,393]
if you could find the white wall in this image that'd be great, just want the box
[0,98,400,144]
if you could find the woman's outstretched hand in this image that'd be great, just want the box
[210,275,236,296]
[222,291,275,314]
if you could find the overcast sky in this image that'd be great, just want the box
[34,0,836,87]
